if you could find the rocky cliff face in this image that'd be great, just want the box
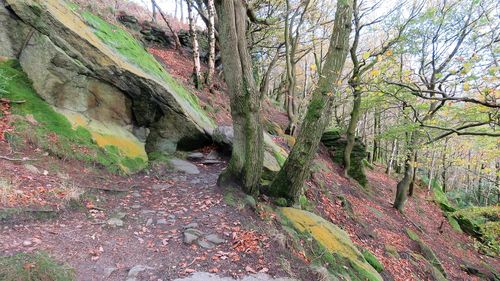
[1,0,215,163]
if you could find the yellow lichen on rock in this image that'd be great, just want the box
[59,109,147,161]
[281,207,382,281]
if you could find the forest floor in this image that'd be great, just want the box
[0,142,310,280]
[1,130,499,281]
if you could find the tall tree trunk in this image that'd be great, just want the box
[386,139,397,175]
[284,0,297,136]
[442,138,448,192]
[372,109,380,163]
[269,0,353,204]
[180,0,184,22]
[151,0,157,23]
[393,148,413,212]
[175,0,178,19]
[427,149,436,190]
[343,90,361,177]
[466,149,472,193]
[496,160,499,204]
[186,0,202,89]
[205,0,216,86]
[215,0,264,195]
[408,151,418,196]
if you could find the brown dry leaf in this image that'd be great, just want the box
[245,265,257,274]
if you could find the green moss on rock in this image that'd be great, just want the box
[406,228,447,277]
[432,185,456,212]
[362,250,384,272]
[321,130,368,187]
[452,206,499,256]
[0,60,145,173]
[280,208,383,280]
[80,11,214,128]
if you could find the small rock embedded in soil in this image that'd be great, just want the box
[187,152,204,160]
[183,228,204,244]
[197,239,215,249]
[169,158,200,175]
[24,164,40,174]
[152,184,171,190]
[126,265,153,281]
[103,267,116,279]
[205,234,225,244]
[184,222,199,229]
[107,218,124,227]
[183,232,199,244]
[206,150,220,160]
[201,159,222,165]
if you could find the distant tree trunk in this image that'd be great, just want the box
[408,151,418,196]
[344,89,361,177]
[372,109,380,163]
[186,0,202,89]
[386,139,397,175]
[496,160,499,204]
[151,0,157,23]
[215,0,264,195]
[269,0,353,204]
[427,149,436,190]
[175,0,178,19]
[180,0,184,22]
[283,0,312,136]
[283,0,297,136]
[441,138,448,192]
[259,46,282,97]
[205,0,215,86]
[152,0,182,51]
[466,149,472,193]
[393,132,414,212]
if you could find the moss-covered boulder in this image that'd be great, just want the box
[0,60,146,173]
[452,206,499,255]
[281,207,383,281]
[210,125,288,182]
[4,0,215,161]
[406,228,447,277]
[321,130,368,187]
[432,185,457,213]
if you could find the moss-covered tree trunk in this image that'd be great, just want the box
[269,0,353,204]
[408,151,418,196]
[344,89,361,177]
[394,148,414,212]
[393,131,416,212]
[215,0,264,195]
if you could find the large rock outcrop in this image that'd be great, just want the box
[2,0,215,161]
[280,208,383,281]
[321,130,368,187]
[211,125,287,182]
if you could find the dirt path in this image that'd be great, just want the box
[0,151,308,281]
